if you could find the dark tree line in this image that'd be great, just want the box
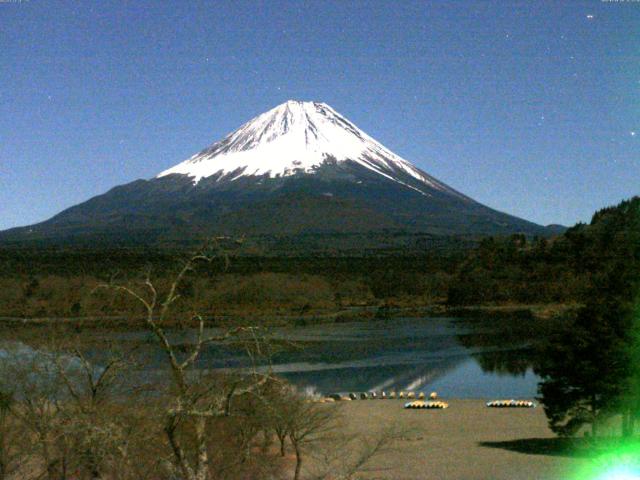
[446,232,592,306]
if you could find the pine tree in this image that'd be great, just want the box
[537,197,640,437]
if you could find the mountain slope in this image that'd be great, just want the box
[0,100,556,248]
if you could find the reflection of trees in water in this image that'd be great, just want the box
[455,319,546,349]
[472,349,535,377]
[455,317,551,376]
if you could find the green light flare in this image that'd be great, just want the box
[568,442,640,480]
[596,468,640,480]
[562,202,640,480]
[582,300,640,480]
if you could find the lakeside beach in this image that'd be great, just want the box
[318,399,589,480]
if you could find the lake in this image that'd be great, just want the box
[256,317,541,398]
[101,316,543,399]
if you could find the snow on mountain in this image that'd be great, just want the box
[157,100,456,196]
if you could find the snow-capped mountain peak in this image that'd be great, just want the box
[157,100,455,195]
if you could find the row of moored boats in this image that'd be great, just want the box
[317,392,536,410]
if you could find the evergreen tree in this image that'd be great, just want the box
[537,300,628,436]
[537,197,640,437]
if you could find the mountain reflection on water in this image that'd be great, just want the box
[192,317,543,398]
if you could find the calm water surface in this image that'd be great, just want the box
[108,317,542,398]
[262,317,541,398]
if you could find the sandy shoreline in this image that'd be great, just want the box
[323,399,589,480]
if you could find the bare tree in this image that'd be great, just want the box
[308,424,406,480]
[0,344,70,480]
[102,246,277,480]
[281,396,339,480]
[52,337,140,480]
[0,390,24,480]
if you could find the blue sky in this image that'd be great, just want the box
[1,0,638,230]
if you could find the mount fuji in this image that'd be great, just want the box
[0,100,557,249]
